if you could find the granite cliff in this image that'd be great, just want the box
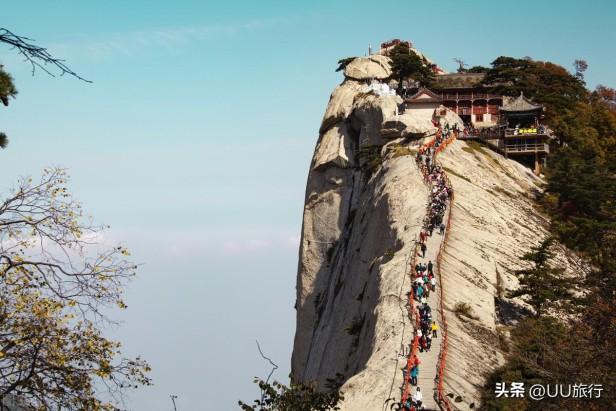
[291,55,577,410]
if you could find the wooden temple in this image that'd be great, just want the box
[433,73,502,127]
[401,71,553,174]
[498,93,550,174]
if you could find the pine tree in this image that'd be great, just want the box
[389,44,435,91]
[508,238,576,317]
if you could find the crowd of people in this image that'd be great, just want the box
[400,126,454,411]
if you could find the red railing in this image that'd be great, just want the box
[439,92,502,101]
[400,128,457,410]
[400,128,442,406]
[400,244,420,405]
[434,133,456,411]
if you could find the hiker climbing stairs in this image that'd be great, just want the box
[399,126,456,411]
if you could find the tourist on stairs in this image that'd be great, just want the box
[410,364,419,386]
[414,387,423,409]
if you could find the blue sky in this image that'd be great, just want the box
[1,1,615,410]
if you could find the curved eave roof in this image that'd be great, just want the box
[501,93,543,112]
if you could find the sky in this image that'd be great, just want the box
[1,1,615,410]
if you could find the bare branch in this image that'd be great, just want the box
[0,28,91,83]
[255,340,278,385]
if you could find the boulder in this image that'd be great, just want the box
[381,112,437,139]
[343,55,392,81]
[313,124,354,170]
[434,105,464,130]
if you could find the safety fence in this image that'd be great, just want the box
[400,243,420,405]
[434,131,457,411]
[399,126,458,409]
[399,129,440,406]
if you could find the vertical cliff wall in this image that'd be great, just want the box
[292,56,435,410]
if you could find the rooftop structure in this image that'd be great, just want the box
[432,73,501,127]
[459,93,552,174]
[500,93,544,113]
[433,72,485,89]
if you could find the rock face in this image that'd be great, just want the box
[293,56,434,410]
[381,113,437,139]
[292,56,577,410]
[312,124,354,170]
[343,55,392,81]
[435,142,581,410]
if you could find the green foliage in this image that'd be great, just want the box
[0,64,17,105]
[239,375,344,411]
[0,168,151,409]
[0,64,17,149]
[389,43,435,89]
[481,55,616,410]
[543,97,616,271]
[573,59,588,81]
[482,56,587,123]
[345,315,365,337]
[466,65,490,73]
[357,145,383,177]
[594,85,616,109]
[480,317,574,411]
[335,57,355,72]
[453,302,477,319]
[507,238,576,317]
[481,304,616,410]
[389,143,414,158]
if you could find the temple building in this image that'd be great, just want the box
[402,72,502,127]
[375,40,554,174]
[499,93,550,174]
[401,75,553,174]
[404,87,443,116]
[432,73,502,127]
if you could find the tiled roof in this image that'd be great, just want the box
[405,87,442,103]
[434,73,485,89]
[501,93,543,112]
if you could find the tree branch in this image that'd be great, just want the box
[0,28,91,83]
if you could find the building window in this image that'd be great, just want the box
[476,114,484,122]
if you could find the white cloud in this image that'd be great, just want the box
[49,17,292,61]
[149,227,299,259]
[221,238,272,255]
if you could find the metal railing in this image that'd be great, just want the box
[434,133,456,411]
[439,92,501,101]
[504,142,549,153]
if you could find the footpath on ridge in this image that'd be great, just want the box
[399,126,457,411]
